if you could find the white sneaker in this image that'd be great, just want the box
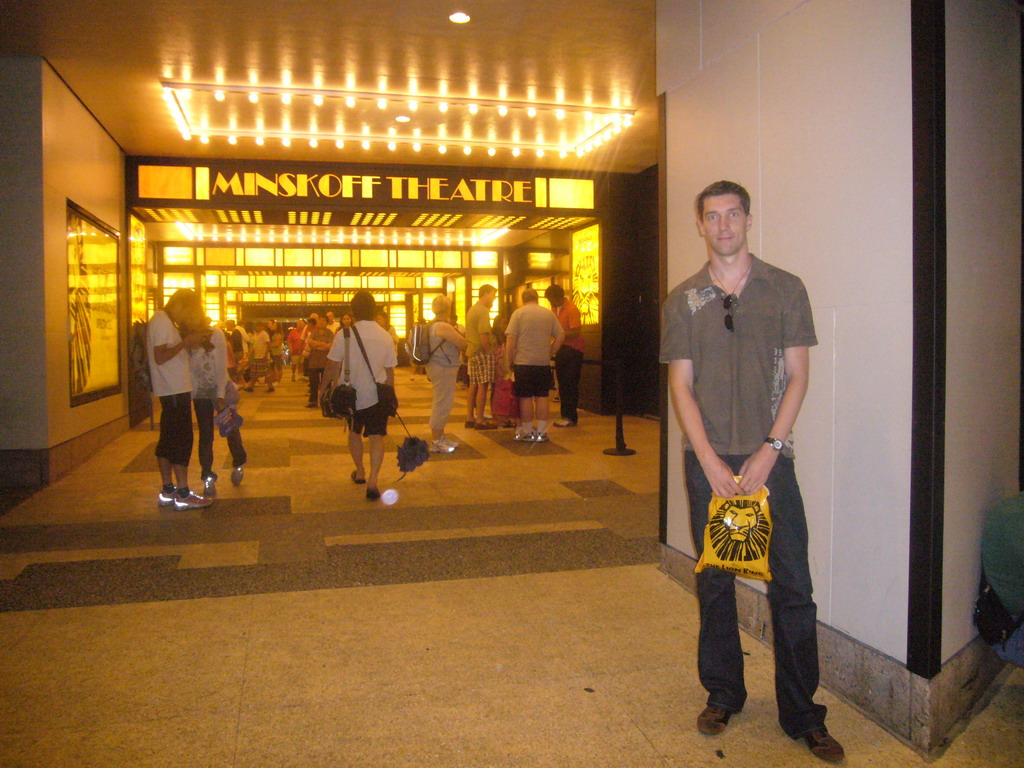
[430,439,456,454]
[441,435,460,449]
[533,432,549,443]
[514,431,532,442]
[174,492,214,510]
[157,490,176,507]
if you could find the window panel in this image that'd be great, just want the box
[472,251,498,268]
[397,250,426,268]
[244,248,275,267]
[283,248,314,267]
[433,250,461,268]
[163,247,194,265]
[359,249,388,268]
[322,249,351,267]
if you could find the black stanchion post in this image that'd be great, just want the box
[603,358,636,456]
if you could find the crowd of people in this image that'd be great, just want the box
[145,286,580,508]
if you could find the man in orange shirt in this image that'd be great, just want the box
[545,284,584,427]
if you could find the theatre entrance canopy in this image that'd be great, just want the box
[127,157,604,337]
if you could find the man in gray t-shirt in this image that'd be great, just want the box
[505,288,564,441]
[659,180,842,763]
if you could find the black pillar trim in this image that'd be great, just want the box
[658,92,669,545]
[1020,10,1024,493]
[907,0,947,680]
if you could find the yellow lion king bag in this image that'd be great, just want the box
[695,479,772,581]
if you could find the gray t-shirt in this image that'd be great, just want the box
[506,302,565,366]
[659,256,817,457]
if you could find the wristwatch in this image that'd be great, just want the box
[765,437,784,451]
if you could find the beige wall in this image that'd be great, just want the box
[942,0,1021,662]
[0,59,48,448]
[0,59,126,452]
[658,0,915,661]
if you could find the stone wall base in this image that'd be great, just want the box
[0,416,129,487]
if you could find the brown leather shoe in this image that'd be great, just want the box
[803,729,845,763]
[696,705,733,735]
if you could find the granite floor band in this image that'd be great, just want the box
[0,528,660,612]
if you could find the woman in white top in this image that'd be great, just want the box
[186,318,248,496]
[423,295,468,453]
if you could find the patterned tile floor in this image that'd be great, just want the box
[0,371,1020,766]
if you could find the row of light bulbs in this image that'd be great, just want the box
[162,82,634,157]
[176,223,509,246]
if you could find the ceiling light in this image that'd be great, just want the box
[313,95,324,106]
[512,147,520,157]
[498,105,508,116]
[536,149,545,157]
[438,102,448,113]
[463,146,472,155]
[309,139,318,148]
[362,140,371,149]
[408,100,418,111]
[527,107,537,117]
[377,98,387,109]
[487,147,496,156]
[388,142,397,151]
[199,135,209,144]
[555,109,565,120]
[281,93,292,104]
[227,136,237,145]
[345,97,356,108]
[248,92,259,103]
[336,139,345,148]
[255,136,265,146]
[412,143,421,152]
[214,90,225,101]
[281,137,291,147]
[468,103,478,114]
[395,115,411,123]
[449,11,470,23]
[438,144,447,154]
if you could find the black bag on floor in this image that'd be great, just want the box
[974,573,1024,646]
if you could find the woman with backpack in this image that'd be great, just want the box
[422,294,468,453]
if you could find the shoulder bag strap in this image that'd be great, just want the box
[427,321,451,364]
[342,329,351,384]
[351,324,375,378]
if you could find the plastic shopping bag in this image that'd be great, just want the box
[695,479,772,581]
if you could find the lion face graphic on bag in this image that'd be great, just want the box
[709,499,770,562]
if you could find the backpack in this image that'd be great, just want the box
[406,321,442,365]
[129,320,152,392]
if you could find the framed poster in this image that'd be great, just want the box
[68,201,121,406]
[571,223,600,326]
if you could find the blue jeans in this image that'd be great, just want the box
[685,451,827,738]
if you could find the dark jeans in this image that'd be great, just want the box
[684,450,827,738]
[193,399,247,479]
[308,367,323,405]
[554,346,583,423]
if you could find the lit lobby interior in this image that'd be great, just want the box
[1,2,1022,766]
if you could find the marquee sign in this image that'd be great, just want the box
[131,160,595,210]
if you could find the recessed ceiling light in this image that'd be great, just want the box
[449,11,470,23]
[395,115,411,123]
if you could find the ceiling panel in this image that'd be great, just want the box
[0,0,658,173]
